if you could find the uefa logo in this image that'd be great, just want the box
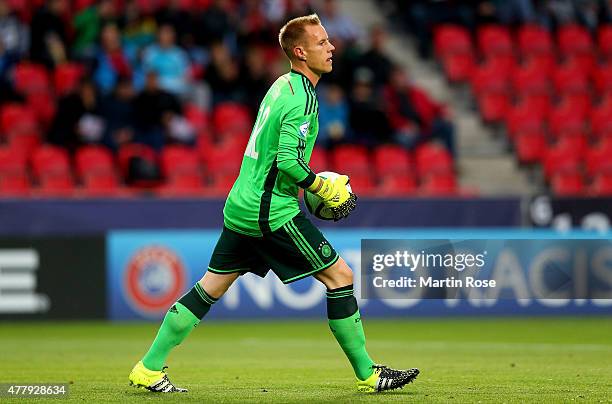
[123,246,187,316]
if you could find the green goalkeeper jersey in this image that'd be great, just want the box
[223,70,319,236]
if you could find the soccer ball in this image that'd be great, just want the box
[304,171,352,220]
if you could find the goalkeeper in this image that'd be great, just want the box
[129,14,419,393]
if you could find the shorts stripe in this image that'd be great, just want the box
[286,221,324,267]
[282,223,323,268]
[282,254,339,283]
[285,221,324,267]
[207,266,249,273]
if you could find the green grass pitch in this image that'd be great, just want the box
[2,317,611,403]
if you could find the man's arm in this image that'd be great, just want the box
[277,103,356,221]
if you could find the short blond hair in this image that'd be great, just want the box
[278,14,321,60]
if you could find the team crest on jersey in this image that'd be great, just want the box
[299,121,310,138]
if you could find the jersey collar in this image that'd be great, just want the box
[290,69,315,91]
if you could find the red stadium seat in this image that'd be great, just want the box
[79,172,124,197]
[212,102,252,138]
[0,147,27,172]
[517,24,554,58]
[548,100,588,138]
[345,173,375,196]
[160,145,201,179]
[207,172,236,195]
[552,62,590,95]
[75,145,115,179]
[590,102,612,140]
[13,63,50,95]
[585,141,612,177]
[0,147,30,196]
[598,24,612,61]
[516,93,552,117]
[471,61,512,95]
[184,103,210,132]
[26,92,56,128]
[551,171,584,196]
[441,52,475,83]
[6,131,41,155]
[308,146,328,173]
[415,143,453,177]
[506,100,547,139]
[434,24,473,58]
[31,145,71,178]
[331,145,370,176]
[542,142,583,179]
[514,131,547,164]
[477,24,513,57]
[420,171,457,196]
[373,144,412,177]
[36,173,75,197]
[0,104,38,135]
[377,173,416,196]
[202,138,245,176]
[31,146,75,196]
[589,173,612,195]
[54,63,85,96]
[477,91,512,123]
[558,24,593,56]
[593,64,612,95]
[512,61,551,96]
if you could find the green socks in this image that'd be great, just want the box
[142,283,218,371]
[327,285,375,381]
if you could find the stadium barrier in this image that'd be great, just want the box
[1,197,612,320]
[0,237,105,319]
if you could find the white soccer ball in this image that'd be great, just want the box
[304,171,352,220]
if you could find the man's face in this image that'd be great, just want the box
[300,24,335,75]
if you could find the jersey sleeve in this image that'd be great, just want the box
[277,101,316,188]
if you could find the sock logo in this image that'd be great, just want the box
[354,317,361,323]
[169,305,178,314]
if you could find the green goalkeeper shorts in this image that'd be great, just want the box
[207,212,339,284]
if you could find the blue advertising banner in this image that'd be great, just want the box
[107,229,612,320]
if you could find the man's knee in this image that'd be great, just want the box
[315,257,354,289]
[199,271,239,299]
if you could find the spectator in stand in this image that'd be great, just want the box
[317,83,351,149]
[318,0,361,43]
[534,0,578,29]
[348,67,392,147]
[196,0,236,47]
[120,0,157,63]
[93,24,132,95]
[240,45,270,116]
[383,66,455,156]
[355,24,394,90]
[0,0,29,78]
[100,76,136,151]
[72,0,117,60]
[142,24,190,97]
[237,0,274,48]
[155,0,194,49]
[574,0,612,32]
[49,79,106,151]
[495,0,536,25]
[133,71,194,151]
[204,41,244,106]
[30,0,68,68]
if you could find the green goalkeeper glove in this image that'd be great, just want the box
[307,175,357,221]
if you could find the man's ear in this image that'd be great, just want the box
[294,46,307,61]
